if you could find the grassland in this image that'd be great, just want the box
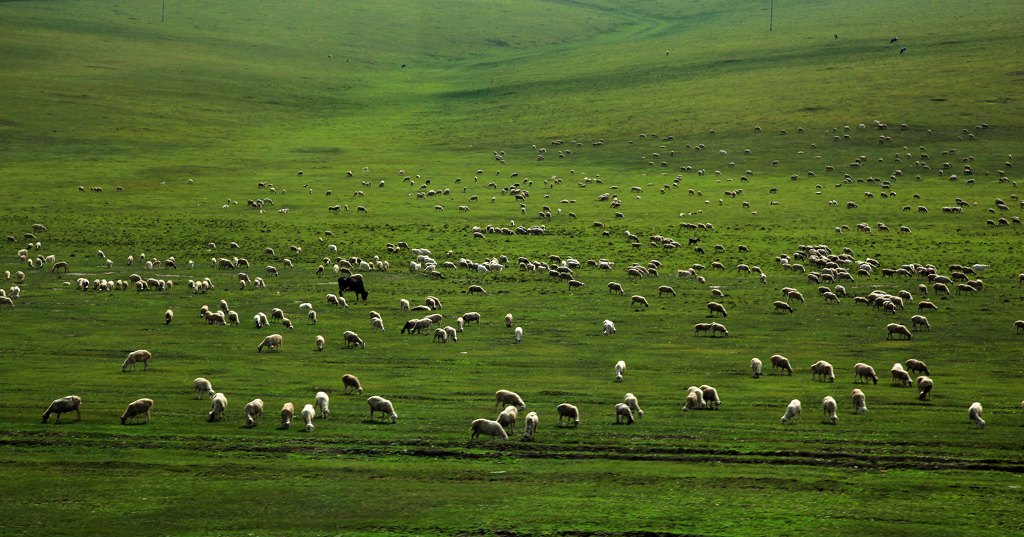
[1,0,1023,535]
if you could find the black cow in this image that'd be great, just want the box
[337,276,368,301]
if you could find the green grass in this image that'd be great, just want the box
[2,0,1024,535]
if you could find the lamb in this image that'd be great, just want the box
[367,396,398,423]
[514,326,523,344]
[615,403,635,424]
[624,393,644,417]
[630,295,649,308]
[121,398,154,425]
[193,377,215,399]
[910,315,931,330]
[326,294,348,307]
[344,330,365,348]
[281,317,294,330]
[497,405,518,433]
[522,411,539,441]
[917,376,933,400]
[444,325,458,342]
[822,396,838,425]
[701,385,721,409]
[687,386,706,409]
[891,363,912,386]
[315,335,325,351]
[770,354,793,375]
[780,399,802,424]
[208,393,228,421]
[968,402,985,429]
[257,333,283,353]
[886,323,912,340]
[164,308,174,325]
[42,395,82,423]
[122,349,152,372]
[751,357,763,378]
[244,398,264,427]
[342,373,363,394]
[810,360,836,382]
[614,360,626,382]
[705,301,728,317]
[851,389,868,414]
[254,312,269,328]
[603,319,617,335]
[854,363,879,384]
[495,389,526,410]
[371,316,385,332]
[905,358,930,376]
[400,298,411,311]
[556,403,580,426]
[280,402,295,429]
[433,327,448,343]
[315,391,330,418]
[470,418,508,440]
[301,403,316,432]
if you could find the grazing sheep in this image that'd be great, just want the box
[624,393,644,417]
[886,323,912,340]
[612,360,627,382]
[497,405,518,433]
[468,284,488,295]
[770,354,793,375]
[910,315,931,330]
[556,403,580,426]
[1015,319,1024,334]
[822,396,838,425]
[371,316,385,332]
[607,281,625,295]
[42,395,82,423]
[193,377,215,399]
[514,326,523,344]
[968,402,985,429]
[603,319,617,335]
[630,295,649,308]
[891,363,912,386]
[280,402,295,429]
[615,403,635,424]
[918,301,938,311]
[315,391,330,418]
[751,357,763,378]
[307,309,318,324]
[773,300,794,314]
[905,359,930,376]
[851,389,868,414]
[701,385,721,409]
[710,322,729,337]
[121,398,154,425]
[917,376,933,400]
[257,333,283,353]
[495,389,526,410]
[342,373,363,394]
[854,363,879,384]
[122,349,152,372]
[462,312,481,324]
[314,334,325,351]
[432,327,449,343]
[301,403,316,432]
[164,308,174,325]
[344,330,365,348]
[244,398,264,427]
[780,399,802,424]
[810,360,836,382]
[706,301,728,317]
[683,391,700,412]
[326,294,348,307]
[367,396,398,423]
[504,313,513,327]
[471,418,508,440]
[444,325,458,342]
[208,393,228,422]
[522,411,539,441]
[658,285,676,297]
[281,317,294,330]
[687,386,706,409]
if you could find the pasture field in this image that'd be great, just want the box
[1,0,1024,535]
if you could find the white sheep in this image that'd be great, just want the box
[121,398,154,425]
[367,396,397,423]
[258,333,283,352]
[770,354,793,376]
[687,386,706,409]
[968,402,985,429]
[164,308,174,325]
[822,396,838,425]
[514,326,523,344]
[42,395,82,423]
[327,294,348,307]
[851,389,868,414]
[497,405,518,433]
[495,389,526,410]
[315,335,325,351]
[244,398,264,427]
[917,376,933,401]
[193,377,215,399]
[682,391,700,412]
[615,403,635,424]
[614,360,626,382]
[254,312,269,328]
[701,385,721,409]
[371,316,385,332]
[342,373,363,394]
[630,295,649,308]
[854,363,878,384]
[208,393,227,422]
[280,402,295,429]
[400,298,411,311]
[891,363,912,386]
[471,418,508,440]
[344,330,365,348]
[602,319,617,335]
[122,349,152,372]
[810,360,836,382]
[444,325,458,342]
[315,391,331,418]
[522,411,539,441]
[886,323,912,340]
[780,399,801,424]
[556,403,580,426]
[308,309,318,324]
[751,357,763,378]
[281,317,294,330]
[504,313,513,327]
[301,403,316,432]
[462,311,481,324]
[624,393,644,417]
